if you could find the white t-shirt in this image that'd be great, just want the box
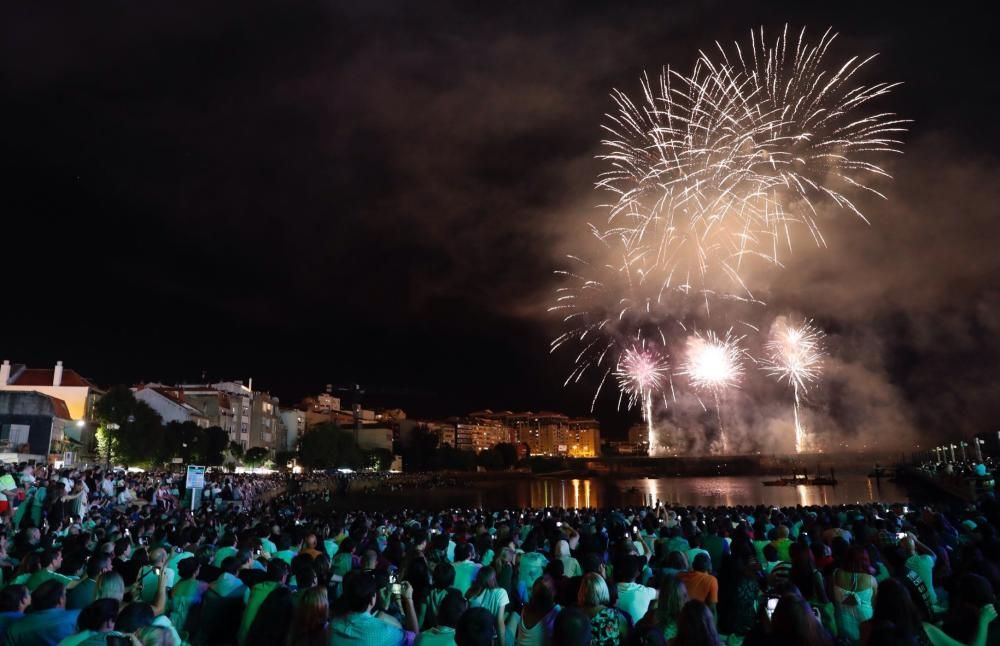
[617,581,658,624]
[415,626,457,646]
[468,586,510,618]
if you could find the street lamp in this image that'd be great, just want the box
[960,441,968,462]
[975,438,985,463]
[949,443,957,463]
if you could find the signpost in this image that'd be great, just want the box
[186,465,206,511]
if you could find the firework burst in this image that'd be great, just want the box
[679,329,746,453]
[614,343,671,453]
[763,317,826,452]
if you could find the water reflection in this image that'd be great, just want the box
[516,474,907,509]
[335,473,912,511]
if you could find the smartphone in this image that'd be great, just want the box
[902,506,909,513]
[391,582,402,595]
[557,522,563,527]
[633,526,639,533]
[766,597,779,619]
[154,567,161,576]
[896,532,907,540]
[255,548,261,557]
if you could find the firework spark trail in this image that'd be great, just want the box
[597,25,907,298]
[679,329,746,453]
[762,318,826,452]
[550,26,905,454]
[614,344,670,453]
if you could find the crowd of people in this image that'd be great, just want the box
[1,460,1000,646]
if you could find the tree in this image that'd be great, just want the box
[244,447,269,467]
[298,423,363,470]
[401,425,439,472]
[94,386,163,465]
[367,448,394,471]
[274,450,297,472]
[495,442,519,469]
[201,427,229,466]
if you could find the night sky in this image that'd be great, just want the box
[3,1,999,440]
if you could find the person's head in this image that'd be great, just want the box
[0,584,30,613]
[291,585,328,631]
[455,606,496,646]
[454,542,472,563]
[655,575,689,628]
[95,571,126,602]
[763,543,779,563]
[614,555,640,583]
[86,554,114,580]
[39,548,63,571]
[526,575,557,614]
[578,572,610,608]
[77,598,120,633]
[437,589,468,629]
[553,607,593,646]
[467,566,498,599]
[115,602,155,633]
[339,571,378,614]
[555,539,571,558]
[674,600,721,646]
[433,561,456,589]
[148,547,168,568]
[871,578,922,636]
[844,544,871,574]
[133,625,176,646]
[291,555,317,589]
[771,592,832,646]
[692,552,711,573]
[177,557,200,581]
[250,584,295,646]
[30,580,66,611]
[267,557,290,584]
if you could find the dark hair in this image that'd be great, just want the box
[116,602,155,632]
[692,553,711,573]
[771,593,833,646]
[454,542,472,562]
[38,548,61,569]
[78,598,121,631]
[30,580,66,611]
[292,554,317,589]
[553,607,593,646]
[177,557,200,580]
[338,571,377,614]
[674,600,722,646]
[0,585,28,613]
[246,586,295,646]
[871,578,924,637]
[615,555,639,582]
[286,585,329,646]
[456,606,496,646]
[437,589,468,628]
[433,562,456,589]
[267,558,290,582]
[86,554,112,579]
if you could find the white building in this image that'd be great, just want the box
[280,409,305,452]
[133,385,210,428]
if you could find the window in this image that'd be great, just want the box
[0,424,30,447]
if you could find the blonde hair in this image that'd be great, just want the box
[577,572,610,607]
[655,574,688,627]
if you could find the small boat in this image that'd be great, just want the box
[762,470,838,487]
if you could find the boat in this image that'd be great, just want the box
[762,469,838,487]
